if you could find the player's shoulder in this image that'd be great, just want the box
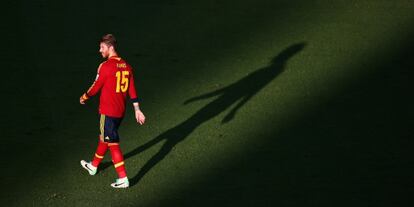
[119,57,133,69]
[99,58,111,67]
[96,61,106,73]
[100,58,119,68]
[97,59,112,72]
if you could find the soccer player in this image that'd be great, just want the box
[79,34,146,188]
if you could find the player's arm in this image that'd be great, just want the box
[80,63,106,104]
[128,70,145,125]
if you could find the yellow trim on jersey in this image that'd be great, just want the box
[86,63,104,94]
[95,153,104,159]
[114,161,124,168]
[100,115,106,136]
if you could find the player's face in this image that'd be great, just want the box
[99,42,110,58]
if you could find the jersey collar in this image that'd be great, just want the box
[109,55,121,61]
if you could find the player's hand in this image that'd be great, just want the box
[80,93,89,105]
[135,110,146,125]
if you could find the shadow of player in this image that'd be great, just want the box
[103,42,306,186]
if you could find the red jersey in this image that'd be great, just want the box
[86,56,139,118]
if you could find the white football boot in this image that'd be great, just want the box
[80,160,97,175]
[111,177,129,188]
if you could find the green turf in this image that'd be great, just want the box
[2,0,414,206]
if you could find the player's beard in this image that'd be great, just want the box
[101,51,109,58]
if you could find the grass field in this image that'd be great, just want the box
[2,0,414,206]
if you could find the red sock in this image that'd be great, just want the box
[91,139,108,167]
[109,143,127,178]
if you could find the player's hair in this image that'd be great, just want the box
[101,34,117,49]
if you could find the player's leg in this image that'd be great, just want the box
[109,143,129,188]
[91,137,108,167]
[81,115,108,175]
[81,136,106,175]
[109,143,127,178]
[103,116,129,188]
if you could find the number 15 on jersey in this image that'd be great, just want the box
[116,71,129,93]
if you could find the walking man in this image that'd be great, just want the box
[80,34,145,188]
